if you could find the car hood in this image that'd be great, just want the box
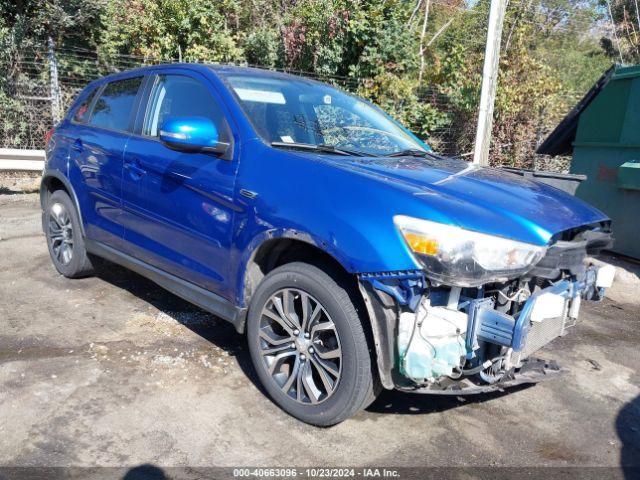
[321,154,609,246]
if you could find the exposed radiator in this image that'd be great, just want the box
[520,304,570,358]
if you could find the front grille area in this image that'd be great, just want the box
[528,226,613,279]
[530,242,587,278]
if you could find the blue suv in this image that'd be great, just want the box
[41,64,614,425]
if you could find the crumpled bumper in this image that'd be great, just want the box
[358,260,614,391]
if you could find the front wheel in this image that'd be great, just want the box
[247,262,375,426]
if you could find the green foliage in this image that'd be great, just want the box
[0,88,28,147]
[0,0,625,164]
[99,0,244,62]
[243,27,280,68]
[277,0,352,74]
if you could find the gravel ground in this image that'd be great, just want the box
[0,172,41,195]
[0,192,639,478]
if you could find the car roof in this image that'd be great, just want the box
[207,64,326,84]
[88,63,333,89]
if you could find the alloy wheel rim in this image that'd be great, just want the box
[48,203,74,265]
[259,288,342,405]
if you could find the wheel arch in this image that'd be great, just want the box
[237,233,382,387]
[239,233,357,310]
[40,171,85,236]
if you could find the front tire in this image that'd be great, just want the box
[44,190,94,278]
[247,262,375,426]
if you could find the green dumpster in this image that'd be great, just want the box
[538,65,640,259]
[617,161,640,190]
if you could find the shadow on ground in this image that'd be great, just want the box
[93,261,264,394]
[366,384,533,415]
[0,186,27,195]
[123,464,168,480]
[617,394,640,479]
[94,260,536,420]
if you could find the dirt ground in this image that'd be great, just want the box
[1,191,639,477]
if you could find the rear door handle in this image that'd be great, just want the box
[72,139,83,152]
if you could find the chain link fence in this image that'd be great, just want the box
[0,46,572,171]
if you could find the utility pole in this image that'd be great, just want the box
[472,0,508,166]
[48,37,61,124]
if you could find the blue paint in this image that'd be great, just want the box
[46,64,610,309]
[359,271,425,310]
[158,116,222,152]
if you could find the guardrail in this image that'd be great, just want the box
[0,148,45,171]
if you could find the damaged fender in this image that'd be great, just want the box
[358,271,425,389]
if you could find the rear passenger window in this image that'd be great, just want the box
[89,77,143,132]
[72,87,97,123]
[143,74,230,143]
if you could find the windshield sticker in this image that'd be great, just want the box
[323,95,332,105]
[280,135,295,143]
[234,87,286,105]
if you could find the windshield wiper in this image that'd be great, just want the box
[271,141,371,157]
[388,148,434,158]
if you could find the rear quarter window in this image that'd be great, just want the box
[89,76,143,132]
[72,87,98,124]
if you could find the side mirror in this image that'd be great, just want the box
[159,116,229,155]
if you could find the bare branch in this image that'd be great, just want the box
[409,0,424,26]
[427,17,455,47]
[418,0,431,84]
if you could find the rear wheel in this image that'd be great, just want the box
[44,190,94,278]
[247,262,375,426]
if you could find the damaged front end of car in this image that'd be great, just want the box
[358,219,615,394]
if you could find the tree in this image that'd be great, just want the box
[0,0,624,167]
[98,0,243,63]
[603,0,640,63]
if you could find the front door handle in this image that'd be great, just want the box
[124,158,147,179]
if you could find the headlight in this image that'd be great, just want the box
[394,215,546,287]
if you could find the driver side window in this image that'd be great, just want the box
[143,74,230,144]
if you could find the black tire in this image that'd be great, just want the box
[44,190,94,278]
[247,262,375,426]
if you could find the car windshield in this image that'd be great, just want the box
[220,72,429,156]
